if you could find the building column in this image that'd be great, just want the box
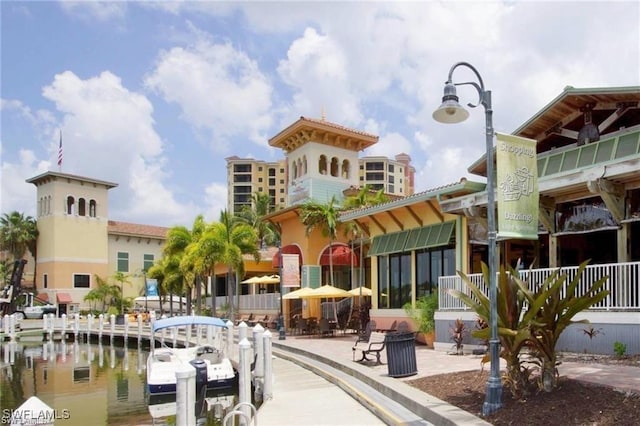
[618,223,630,263]
[549,235,558,268]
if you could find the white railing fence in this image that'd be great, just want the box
[439,261,640,311]
[207,293,280,313]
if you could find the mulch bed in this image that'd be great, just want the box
[407,363,640,425]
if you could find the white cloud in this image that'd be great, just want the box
[144,35,274,152]
[3,1,638,230]
[40,70,194,226]
[59,0,127,22]
[0,150,49,217]
[364,132,412,160]
[277,27,363,125]
[203,182,228,223]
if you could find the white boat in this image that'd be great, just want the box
[148,390,235,420]
[146,316,237,395]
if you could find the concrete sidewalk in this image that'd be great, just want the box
[259,356,387,426]
[258,332,640,425]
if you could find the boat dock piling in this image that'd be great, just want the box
[2,314,275,425]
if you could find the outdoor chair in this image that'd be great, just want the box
[319,318,335,337]
[345,317,359,334]
[397,321,410,333]
[307,317,319,335]
[261,315,278,330]
[235,313,253,326]
[378,320,397,333]
[253,314,268,327]
[296,318,309,335]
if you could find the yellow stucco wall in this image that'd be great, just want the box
[108,234,165,300]
[345,200,465,313]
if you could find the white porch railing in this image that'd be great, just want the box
[207,293,280,312]
[438,261,640,311]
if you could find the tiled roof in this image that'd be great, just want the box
[108,220,169,239]
[26,171,118,188]
[243,246,280,261]
[339,178,486,220]
[299,116,379,139]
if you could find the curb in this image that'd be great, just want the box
[272,341,491,426]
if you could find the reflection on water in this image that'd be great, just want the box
[1,340,238,425]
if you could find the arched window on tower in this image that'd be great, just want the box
[89,200,97,217]
[330,157,339,177]
[78,198,86,216]
[303,155,308,175]
[342,160,350,179]
[66,196,75,215]
[292,160,298,179]
[319,155,327,175]
[297,158,302,177]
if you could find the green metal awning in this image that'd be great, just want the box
[367,230,409,256]
[404,221,455,251]
[368,221,455,256]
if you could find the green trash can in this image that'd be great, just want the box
[385,332,417,378]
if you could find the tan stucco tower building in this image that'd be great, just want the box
[26,172,117,312]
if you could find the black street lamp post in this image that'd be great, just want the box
[278,245,286,340]
[433,61,503,415]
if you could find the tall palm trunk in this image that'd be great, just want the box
[227,267,235,322]
[210,274,217,317]
[328,239,334,286]
[195,276,201,314]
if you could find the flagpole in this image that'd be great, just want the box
[57,130,63,172]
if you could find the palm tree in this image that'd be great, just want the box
[112,271,132,314]
[163,216,206,314]
[200,210,259,321]
[0,211,38,286]
[341,185,387,326]
[153,255,185,316]
[300,196,342,286]
[83,274,117,312]
[236,192,280,248]
[341,184,388,210]
[146,261,165,314]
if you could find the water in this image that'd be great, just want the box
[1,340,239,425]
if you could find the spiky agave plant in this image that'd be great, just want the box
[452,263,544,398]
[514,260,609,392]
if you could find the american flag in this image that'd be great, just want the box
[57,130,63,167]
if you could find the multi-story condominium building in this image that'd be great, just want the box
[225,157,288,215]
[359,154,415,197]
[226,127,415,214]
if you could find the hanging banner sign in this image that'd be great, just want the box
[281,253,301,288]
[496,132,539,240]
[146,278,159,296]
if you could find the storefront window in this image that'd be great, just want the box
[416,246,455,298]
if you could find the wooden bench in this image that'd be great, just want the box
[352,331,387,365]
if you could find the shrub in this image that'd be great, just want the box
[451,260,609,397]
[449,318,467,354]
[614,341,627,358]
[403,292,438,334]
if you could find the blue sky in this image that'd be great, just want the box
[2,1,638,227]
